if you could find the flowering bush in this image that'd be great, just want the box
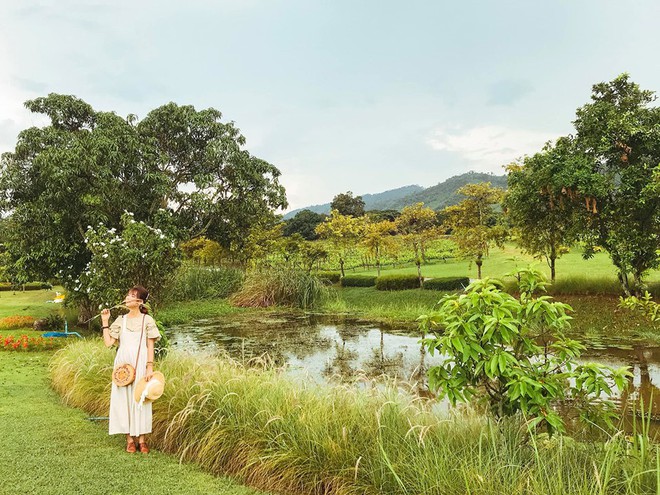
[0,316,36,330]
[63,212,181,311]
[1,334,64,351]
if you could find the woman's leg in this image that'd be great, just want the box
[138,434,149,453]
[126,434,137,453]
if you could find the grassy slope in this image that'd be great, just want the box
[0,351,267,495]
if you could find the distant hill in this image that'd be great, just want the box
[283,185,424,219]
[283,172,507,219]
[387,172,508,211]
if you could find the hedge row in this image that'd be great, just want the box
[341,274,378,287]
[316,271,341,283]
[0,282,52,291]
[375,274,421,291]
[422,277,470,291]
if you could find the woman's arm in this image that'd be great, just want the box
[101,309,117,348]
[145,337,156,380]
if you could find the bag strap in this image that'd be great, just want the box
[133,314,146,371]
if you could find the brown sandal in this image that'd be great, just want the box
[126,440,137,453]
[138,442,150,454]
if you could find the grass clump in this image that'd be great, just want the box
[231,268,328,309]
[375,273,420,290]
[51,340,660,495]
[340,274,377,287]
[163,264,244,303]
[422,276,469,291]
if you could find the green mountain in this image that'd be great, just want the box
[283,185,424,219]
[282,172,507,218]
[387,172,508,211]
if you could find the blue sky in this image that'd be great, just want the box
[1,0,659,211]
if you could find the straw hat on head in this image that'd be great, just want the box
[134,371,165,406]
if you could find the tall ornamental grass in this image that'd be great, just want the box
[51,341,660,495]
[231,268,328,309]
[163,264,244,302]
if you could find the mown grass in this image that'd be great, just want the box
[0,351,267,495]
[0,286,64,319]
[51,341,660,495]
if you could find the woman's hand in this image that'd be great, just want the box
[101,308,110,327]
[144,370,154,382]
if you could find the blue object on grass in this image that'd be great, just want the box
[42,320,82,338]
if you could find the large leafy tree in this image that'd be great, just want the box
[361,219,398,276]
[442,183,506,279]
[504,139,580,281]
[330,191,365,217]
[568,74,660,295]
[0,94,287,295]
[283,209,325,240]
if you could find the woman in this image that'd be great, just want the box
[101,285,161,453]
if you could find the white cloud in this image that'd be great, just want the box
[426,125,558,172]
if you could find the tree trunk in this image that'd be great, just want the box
[550,257,556,282]
[617,271,632,297]
[476,255,483,279]
[340,258,345,278]
[416,260,423,287]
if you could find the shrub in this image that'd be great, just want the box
[231,267,328,309]
[340,274,377,287]
[315,271,341,283]
[163,264,244,303]
[375,274,420,290]
[0,283,11,291]
[420,267,630,434]
[423,276,470,291]
[42,312,65,331]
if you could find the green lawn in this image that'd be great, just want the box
[352,243,660,283]
[0,287,65,319]
[0,351,268,495]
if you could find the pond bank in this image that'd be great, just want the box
[0,351,267,495]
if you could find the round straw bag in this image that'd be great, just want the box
[112,364,136,386]
[112,314,146,387]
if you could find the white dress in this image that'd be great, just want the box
[108,314,161,436]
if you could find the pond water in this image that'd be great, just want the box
[167,312,660,417]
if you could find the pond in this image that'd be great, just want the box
[167,312,660,418]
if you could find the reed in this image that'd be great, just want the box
[231,268,328,310]
[50,341,660,495]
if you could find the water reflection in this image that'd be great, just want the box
[167,313,442,390]
[168,313,660,415]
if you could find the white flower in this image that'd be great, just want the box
[170,242,175,248]
[100,242,105,246]
[98,304,103,310]
[102,253,109,258]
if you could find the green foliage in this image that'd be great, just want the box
[0,281,51,291]
[505,143,578,281]
[422,276,469,291]
[330,190,365,217]
[420,267,631,434]
[375,273,421,291]
[0,94,286,298]
[68,212,181,312]
[315,271,341,283]
[569,74,660,295]
[283,209,325,240]
[395,202,438,282]
[340,274,377,287]
[315,210,365,277]
[231,267,328,309]
[163,263,243,303]
[442,182,506,279]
